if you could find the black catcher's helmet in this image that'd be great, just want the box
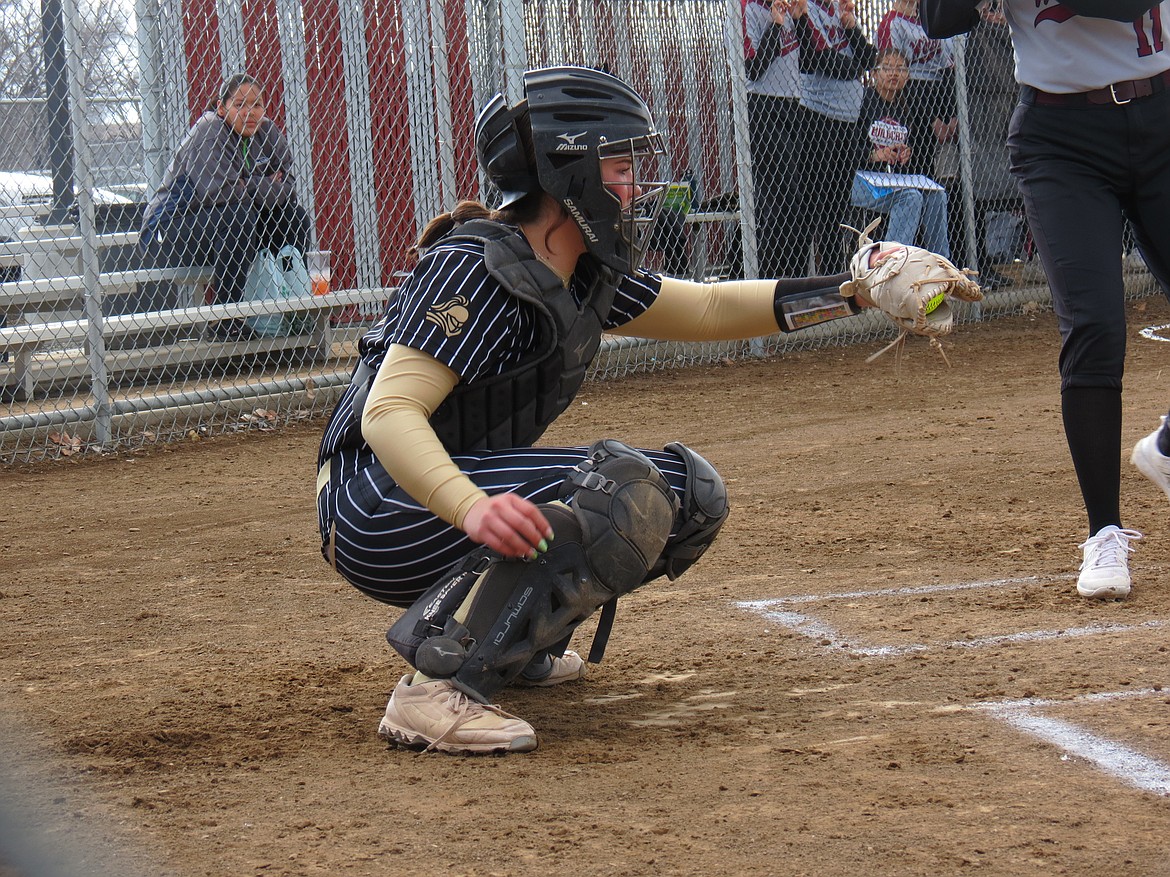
[474,66,668,273]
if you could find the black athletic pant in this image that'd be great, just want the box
[1008,85,1170,532]
[798,106,862,276]
[319,446,692,608]
[747,93,807,278]
[143,200,311,303]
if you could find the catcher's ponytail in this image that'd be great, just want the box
[411,201,492,259]
[410,193,549,260]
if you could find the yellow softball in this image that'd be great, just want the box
[923,292,947,315]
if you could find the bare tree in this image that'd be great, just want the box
[0,0,43,98]
[0,1,141,180]
[0,0,138,101]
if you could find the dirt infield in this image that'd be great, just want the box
[3,299,1170,877]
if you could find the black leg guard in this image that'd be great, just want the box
[453,504,611,699]
[388,439,679,703]
[558,439,682,591]
[650,441,730,581]
[385,549,488,676]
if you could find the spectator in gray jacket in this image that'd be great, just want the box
[141,73,310,338]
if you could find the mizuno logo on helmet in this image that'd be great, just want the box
[555,131,590,151]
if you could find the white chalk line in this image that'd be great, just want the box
[740,573,1170,795]
[735,576,1164,657]
[977,689,1170,796]
[976,688,1166,711]
[1139,323,1170,343]
[860,619,1168,657]
[745,607,1167,657]
[736,574,1070,611]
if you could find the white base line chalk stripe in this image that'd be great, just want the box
[977,689,1170,796]
[739,575,1062,609]
[736,577,1165,657]
[1139,323,1170,343]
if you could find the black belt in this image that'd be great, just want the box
[1022,69,1170,107]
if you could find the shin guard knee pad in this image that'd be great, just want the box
[561,439,681,593]
[385,550,488,675]
[390,440,680,702]
[651,441,729,580]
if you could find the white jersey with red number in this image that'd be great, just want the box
[738,0,801,98]
[1003,0,1170,92]
[876,9,954,82]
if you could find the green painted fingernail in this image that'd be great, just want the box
[529,548,538,560]
[538,539,549,553]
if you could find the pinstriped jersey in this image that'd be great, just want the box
[876,9,954,82]
[317,227,662,465]
[1002,0,1170,91]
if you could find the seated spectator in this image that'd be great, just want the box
[877,0,957,179]
[850,48,951,257]
[140,73,310,339]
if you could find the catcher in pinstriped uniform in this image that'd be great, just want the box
[314,64,971,754]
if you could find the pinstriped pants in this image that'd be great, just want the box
[317,445,693,608]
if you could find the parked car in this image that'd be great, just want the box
[0,170,134,243]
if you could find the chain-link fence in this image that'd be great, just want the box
[0,0,1157,464]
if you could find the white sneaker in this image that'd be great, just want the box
[377,675,538,754]
[1131,420,1170,503]
[515,649,587,687]
[1076,525,1141,599]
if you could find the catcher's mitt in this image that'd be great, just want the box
[839,219,983,365]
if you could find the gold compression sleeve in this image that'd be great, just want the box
[360,344,488,530]
[610,276,781,341]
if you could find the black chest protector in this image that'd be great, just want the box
[426,219,619,452]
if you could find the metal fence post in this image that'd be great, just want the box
[42,0,75,225]
[135,0,167,191]
[724,0,758,281]
[63,0,113,445]
[952,33,983,320]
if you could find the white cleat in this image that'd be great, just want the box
[1131,421,1170,504]
[1076,525,1141,599]
[515,649,587,687]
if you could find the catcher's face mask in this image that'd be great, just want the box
[598,134,668,273]
[474,67,670,273]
